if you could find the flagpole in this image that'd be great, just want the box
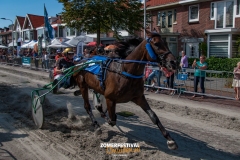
[143,0,146,38]
[44,4,50,54]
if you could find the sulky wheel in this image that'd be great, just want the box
[32,95,44,129]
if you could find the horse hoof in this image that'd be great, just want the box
[74,90,81,96]
[94,128,102,136]
[108,121,116,126]
[167,140,178,150]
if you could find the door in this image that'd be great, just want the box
[186,43,199,58]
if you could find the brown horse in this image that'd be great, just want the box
[73,30,178,150]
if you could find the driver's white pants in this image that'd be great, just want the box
[54,74,71,89]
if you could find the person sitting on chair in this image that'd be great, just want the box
[52,51,75,94]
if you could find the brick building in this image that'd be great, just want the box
[143,0,240,58]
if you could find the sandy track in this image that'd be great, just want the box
[0,67,240,160]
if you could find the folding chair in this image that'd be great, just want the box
[175,72,188,94]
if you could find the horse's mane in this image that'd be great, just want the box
[113,37,143,59]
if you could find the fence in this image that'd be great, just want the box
[144,66,236,100]
[0,55,237,100]
[0,55,56,72]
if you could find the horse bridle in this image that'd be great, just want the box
[158,51,171,66]
[146,38,172,66]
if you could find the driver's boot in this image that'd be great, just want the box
[52,79,59,94]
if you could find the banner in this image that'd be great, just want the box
[22,57,31,66]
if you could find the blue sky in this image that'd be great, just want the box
[0,0,63,28]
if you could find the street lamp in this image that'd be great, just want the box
[1,18,14,56]
[143,0,146,38]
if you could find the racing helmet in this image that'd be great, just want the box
[62,48,73,56]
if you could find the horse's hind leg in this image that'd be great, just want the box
[105,99,117,126]
[80,85,101,134]
[132,95,178,150]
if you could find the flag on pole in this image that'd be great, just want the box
[44,4,55,39]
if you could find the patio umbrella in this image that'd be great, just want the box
[8,41,17,47]
[0,45,8,49]
[21,40,37,49]
[87,41,97,47]
[104,45,117,50]
[65,37,81,47]
[47,39,74,48]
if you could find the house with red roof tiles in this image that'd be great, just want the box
[0,27,12,46]
[2,0,240,58]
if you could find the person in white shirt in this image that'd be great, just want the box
[42,50,49,70]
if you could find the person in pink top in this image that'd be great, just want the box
[180,51,188,72]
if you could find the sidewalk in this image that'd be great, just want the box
[0,63,239,111]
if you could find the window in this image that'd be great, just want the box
[24,31,30,41]
[211,2,215,19]
[211,0,234,28]
[189,5,199,22]
[146,14,151,28]
[168,11,173,27]
[37,29,44,37]
[157,12,161,26]
[209,35,229,57]
[226,1,234,27]
[162,12,166,28]
[59,26,63,37]
[237,0,240,15]
[174,9,177,22]
[67,27,76,36]
[156,9,176,28]
[30,31,33,40]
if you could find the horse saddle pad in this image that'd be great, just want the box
[84,55,109,75]
[84,55,111,89]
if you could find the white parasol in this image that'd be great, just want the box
[0,45,8,48]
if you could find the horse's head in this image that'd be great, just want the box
[145,29,178,71]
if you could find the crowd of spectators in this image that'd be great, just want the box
[144,50,209,98]
[1,46,240,100]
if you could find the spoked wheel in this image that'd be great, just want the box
[32,94,44,129]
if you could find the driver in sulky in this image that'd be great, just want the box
[52,51,75,94]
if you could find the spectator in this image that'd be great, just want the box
[32,49,39,69]
[41,51,45,69]
[42,50,49,70]
[192,55,208,98]
[161,67,175,95]
[180,51,188,71]
[146,65,162,93]
[144,64,152,82]
[55,50,63,61]
[232,62,240,100]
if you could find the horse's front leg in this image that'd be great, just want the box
[105,99,117,126]
[132,95,178,150]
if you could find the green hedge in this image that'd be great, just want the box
[187,57,240,72]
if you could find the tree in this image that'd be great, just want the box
[58,0,143,45]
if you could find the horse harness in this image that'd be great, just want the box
[84,39,171,90]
